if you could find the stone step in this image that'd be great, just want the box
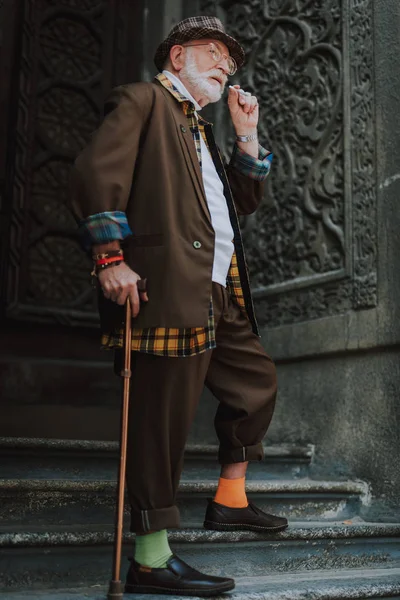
[0,478,369,527]
[1,524,400,592]
[2,574,400,600]
[179,479,369,524]
[2,569,400,600]
[2,579,400,600]
[0,437,314,480]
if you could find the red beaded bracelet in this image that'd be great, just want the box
[95,255,123,266]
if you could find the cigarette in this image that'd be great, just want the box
[229,85,246,94]
[229,86,251,96]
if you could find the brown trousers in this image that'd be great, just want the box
[121,283,277,534]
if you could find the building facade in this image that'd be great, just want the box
[0,0,399,514]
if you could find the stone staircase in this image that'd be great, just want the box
[0,437,399,599]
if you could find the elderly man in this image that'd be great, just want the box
[71,15,287,597]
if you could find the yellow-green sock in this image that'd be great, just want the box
[134,529,173,568]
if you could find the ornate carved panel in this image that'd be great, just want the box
[3,0,139,325]
[3,0,377,329]
[201,0,377,327]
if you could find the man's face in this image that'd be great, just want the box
[179,38,230,104]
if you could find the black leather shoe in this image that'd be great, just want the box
[204,498,288,532]
[125,553,235,596]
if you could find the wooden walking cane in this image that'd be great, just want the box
[107,298,132,600]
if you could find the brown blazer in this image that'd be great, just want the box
[71,80,264,331]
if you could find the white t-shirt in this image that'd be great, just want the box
[163,71,234,287]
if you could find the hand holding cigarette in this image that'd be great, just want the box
[227,84,259,135]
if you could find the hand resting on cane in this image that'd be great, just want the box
[99,263,148,317]
[94,242,148,317]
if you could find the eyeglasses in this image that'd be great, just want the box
[182,42,237,76]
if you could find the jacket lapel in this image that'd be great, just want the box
[157,84,211,225]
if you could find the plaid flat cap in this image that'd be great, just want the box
[154,16,245,72]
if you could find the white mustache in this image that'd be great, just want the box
[203,70,227,85]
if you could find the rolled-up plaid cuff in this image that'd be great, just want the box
[79,211,132,249]
[230,143,273,181]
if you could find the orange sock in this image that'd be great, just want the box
[213,476,248,508]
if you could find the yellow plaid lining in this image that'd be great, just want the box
[101,74,246,356]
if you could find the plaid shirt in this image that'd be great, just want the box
[81,73,272,356]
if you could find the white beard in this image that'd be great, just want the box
[180,49,227,103]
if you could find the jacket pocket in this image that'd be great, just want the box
[130,234,164,247]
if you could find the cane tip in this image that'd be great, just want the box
[107,579,123,599]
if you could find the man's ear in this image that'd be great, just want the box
[169,45,185,72]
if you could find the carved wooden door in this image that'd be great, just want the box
[0,0,142,327]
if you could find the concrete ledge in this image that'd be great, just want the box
[1,568,400,599]
[0,437,315,460]
[0,477,369,497]
[233,567,400,599]
[2,524,400,592]
[259,306,400,362]
[178,479,369,497]
[0,477,367,525]
[1,522,400,547]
